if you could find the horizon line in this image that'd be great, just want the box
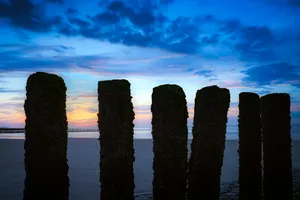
[1,124,300,130]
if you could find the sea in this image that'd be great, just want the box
[0,125,300,200]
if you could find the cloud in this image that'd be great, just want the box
[0,0,62,32]
[0,43,110,73]
[66,8,78,14]
[94,12,121,24]
[16,30,31,41]
[160,0,175,5]
[106,1,155,27]
[0,88,24,93]
[52,45,75,53]
[194,70,216,78]
[234,26,275,62]
[1,0,299,66]
[219,19,242,33]
[58,14,202,54]
[0,42,201,77]
[242,62,300,88]
[69,93,97,101]
[45,0,64,4]
[47,1,204,54]
[202,34,220,45]
[288,0,300,7]
[68,17,91,28]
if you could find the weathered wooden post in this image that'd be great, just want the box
[97,80,135,200]
[188,85,230,200]
[238,92,262,200]
[151,84,189,200]
[23,72,69,200]
[261,93,293,200]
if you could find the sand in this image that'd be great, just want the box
[0,139,299,200]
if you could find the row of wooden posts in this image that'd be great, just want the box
[23,72,293,200]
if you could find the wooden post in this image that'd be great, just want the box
[261,93,293,200]
[238,92,262,200]
[151,84,189,200]
[188,85,230,200]
[23,72,69,200]
[98,80,135,200]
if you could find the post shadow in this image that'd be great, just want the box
[23,72,69,200]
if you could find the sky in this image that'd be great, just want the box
[0,0,300,129]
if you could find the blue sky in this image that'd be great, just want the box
[0,0,300,128]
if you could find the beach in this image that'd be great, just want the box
[0,138,300,200]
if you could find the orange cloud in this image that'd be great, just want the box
[0,111,25,124]
[67,102,97,128]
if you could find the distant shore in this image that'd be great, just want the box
[0,128,99,133]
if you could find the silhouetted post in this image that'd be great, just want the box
[238,92,262,200]
[97,80,135,200]
[188,85,230,200]
[23,72,69,200]
[151,84,189,200]
[261,93,293,200]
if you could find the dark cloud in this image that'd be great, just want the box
[45,0,64,4]
[106,1,155,27]
[219,19,242,33]
[288,0,300,6]
[159,0,175,5]
[218,19,282,63]
[53,45,75,53]
[0,0,62,32]
[58,6,202,54]
[192,14,218,25]
[94,12,120,24]
[56,22,78,36]
[202,33,220,45]
[243,62,300,88]
[66,8,78,14]
[194,70,216,77]
[234,26,275,62]
[1,0,293,58]
[130,11,155,26]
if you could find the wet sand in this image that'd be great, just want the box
[0,139,299,200]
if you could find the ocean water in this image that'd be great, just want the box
[1,125,300,199]
[0,139,299,200]
[0,125,299,140]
